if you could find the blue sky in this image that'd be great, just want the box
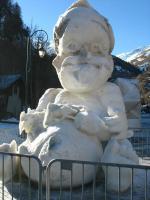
[14,0,150,55]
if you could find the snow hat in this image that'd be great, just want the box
[53,0,115,54]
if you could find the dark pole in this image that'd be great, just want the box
[25,30,48,111]
[25,37,30,111]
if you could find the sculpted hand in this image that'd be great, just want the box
[74,110,109,139]
[43,103,82,128]
[104,114,131,139]
[104,115,123,133]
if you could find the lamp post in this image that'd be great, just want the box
[25,29,48,110]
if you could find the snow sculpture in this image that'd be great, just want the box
[19,108,45,142]
[115,78,141,128]
[101,138,139,192]
[0,140,17,183]
[18,0,139,189]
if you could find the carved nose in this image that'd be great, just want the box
[80,47,88,57]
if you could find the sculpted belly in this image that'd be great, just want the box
[19,120,103,188]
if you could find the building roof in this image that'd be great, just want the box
[0,74,22,91]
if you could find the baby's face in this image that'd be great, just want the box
[53,16,114,93]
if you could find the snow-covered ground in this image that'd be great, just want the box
[0,118,24,145]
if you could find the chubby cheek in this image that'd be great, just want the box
[58,68,72,86]
[52,55,66,73]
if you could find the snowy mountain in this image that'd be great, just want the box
[117,45,150,71]
[112,56,141,79]
[117,45,150,106]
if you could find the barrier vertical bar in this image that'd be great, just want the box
[81,163,84,200]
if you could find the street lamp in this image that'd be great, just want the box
[25,29,48,110]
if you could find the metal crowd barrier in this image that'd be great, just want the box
[0,128,150,199]
[45,128,150,200]
[129,128,150,159]
[0,152,43,200]
[46,159,150,200]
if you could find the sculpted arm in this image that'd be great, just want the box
[36,88,62,111]
[74,83,129,141]
[102,83,129,139]
[74,109,110,141]
[19,88,62,140]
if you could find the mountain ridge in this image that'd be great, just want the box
[117,45,150,71]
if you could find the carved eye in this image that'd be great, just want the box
[68,43,77,51]
[66,41,81,54]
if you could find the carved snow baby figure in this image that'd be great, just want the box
[51,0,130,142]
[19,0,138,188]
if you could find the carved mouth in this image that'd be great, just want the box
[62,62,88,67]
[62,62,100,70]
